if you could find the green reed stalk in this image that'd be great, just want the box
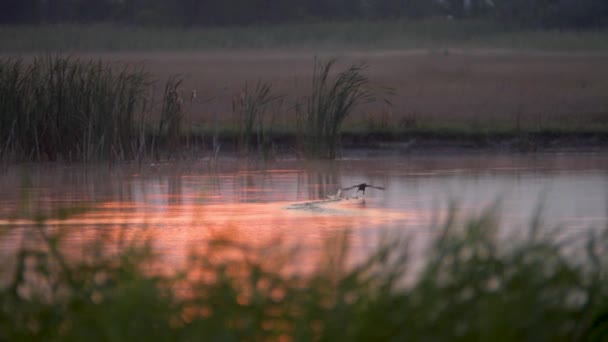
[156,76,184,157]
[233,81,282,157]
[297,58,375,159]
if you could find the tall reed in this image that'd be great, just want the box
[297,59,375,159]
[233,81,282,157]
[155,76,184,157]
[0,56,149,161]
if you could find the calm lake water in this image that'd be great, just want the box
[1,152,607,268]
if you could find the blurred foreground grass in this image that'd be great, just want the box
[1,205,608,341]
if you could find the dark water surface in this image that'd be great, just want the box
[1,152,607,268]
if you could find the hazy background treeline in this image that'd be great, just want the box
[1,0,607,29]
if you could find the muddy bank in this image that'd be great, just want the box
[191,131,608,157]
[341,131,608,154]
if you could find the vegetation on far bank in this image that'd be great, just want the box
[2,20,608,53]
[1,55,606,163]
[2,0,606,30]
[1,202,608,340]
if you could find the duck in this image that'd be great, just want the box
[341,183,385,195]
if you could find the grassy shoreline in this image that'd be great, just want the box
[173,129,608,156]
[1,52,606,161]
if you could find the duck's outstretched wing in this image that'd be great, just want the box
[367,185,385,190]
[341,185,358,191]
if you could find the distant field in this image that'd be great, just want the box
[43,49,606,136]
[2,20,608,52]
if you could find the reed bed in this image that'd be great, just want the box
[1,204,607,340]
[2,56,380,162]
[0,56,149,161]
[1,55,605,162]
[0,57,205,162]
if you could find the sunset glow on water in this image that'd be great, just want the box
[1,153,607,271]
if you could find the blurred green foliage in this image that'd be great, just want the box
[1,203,607,341]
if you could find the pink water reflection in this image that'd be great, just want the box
[1,154,607,272]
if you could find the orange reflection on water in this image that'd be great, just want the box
[0,197,414,273]
[4,154,606,278]
[127,198,405,262]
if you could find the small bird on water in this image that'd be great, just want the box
[341,183,385,195]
